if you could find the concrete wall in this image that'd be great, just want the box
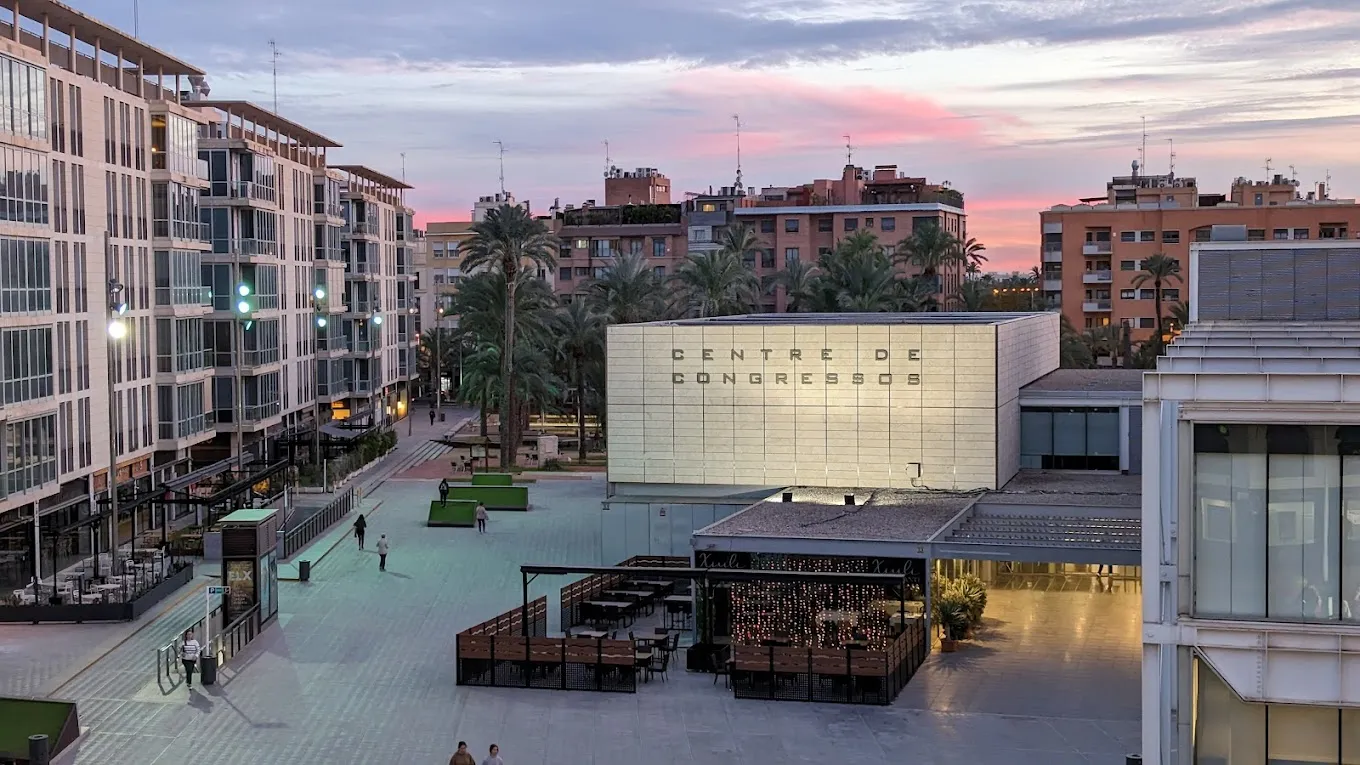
[600,500,746,562]
[607,319,1055,491]
[993,314,1060,487]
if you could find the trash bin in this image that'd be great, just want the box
[1126,755,1142,765]
[200,653,219,686]
[299,559,311,582]
[440,412,446,421]
[28,734,50,765]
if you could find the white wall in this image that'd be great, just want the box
[607,319,1056,491]
[995,314,1060,486]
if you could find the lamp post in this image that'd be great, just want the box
[370,311,383,430]
[434,301,444,412]
[106,279,128,591]
[311,286,328,464]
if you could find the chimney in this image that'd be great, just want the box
[1319,182,1328,200]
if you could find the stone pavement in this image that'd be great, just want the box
[28,461,1141,765]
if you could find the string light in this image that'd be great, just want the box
[728,554,916,650]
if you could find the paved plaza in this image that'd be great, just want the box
[2,420,1140,764]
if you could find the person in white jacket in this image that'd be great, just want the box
[181,629,202,689]
[376,534,389,571]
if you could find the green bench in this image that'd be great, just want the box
[470,473,514,487]
[446,485,529,511]
[427,500,478,527]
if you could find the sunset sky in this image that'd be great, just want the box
[80,0,1360,271]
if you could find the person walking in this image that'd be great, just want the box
[475,502,488,534]
[353,513,367,550]
[180,629,202,689]
[376,534,389,571]
[429,407,437,427]
[482,744,503,765]
[449,742,476,765]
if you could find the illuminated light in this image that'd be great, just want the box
[108,320,128,339]
[372,314,383,325]
[237,283,251,297]
[316,316,327,328]
[314,286,326,301]
[236,299,251,314]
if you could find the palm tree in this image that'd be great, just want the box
[896,224,964,302]
[897,277,938,312]
[1169,300,1190,334]
[554,300,605,461]
[764,258,819,312]
[585,252,667,324]
[714,222,762,265]
[417,327,460,401]
[959,237,987,271]
[951,279,989,311]
[1059,316,1094,369]
[1132,252,1182,349]
[1082,324,1121,366]
[672,250,760,318]
[457,344,501,438]
[460,203,558,467]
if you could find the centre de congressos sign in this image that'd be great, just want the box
[669,347,922,386]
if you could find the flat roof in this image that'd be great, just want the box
[0,0,204,75]
[332,165,413,190]
[981,470,1142,509]
[634,312,1046,328]
[217,507,278,524]
[1020,369,1144,395]
[195,101,341,148]
[426,221,475,235]
[698,488,978,543]
[734,203,964,216]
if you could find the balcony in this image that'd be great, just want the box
[1042,279,1062,292]
[313,201,344,219]
[354,379,374,395]
[242,401,281,422]
[687,210,727,227]
[347,334,379,355]
[1083,270,1112,284]
[154,219,208,242]
[204,180,275,204]
[1082,242,1112,255]
[317,378,352,398]
[1042,247,1063,264]
[1083,300,1112,312]
[346,222,379,238]
[345,298,379,315]
[345,259,380,278]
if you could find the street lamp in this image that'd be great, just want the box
[106,279,128,590]
[234,281,255,468]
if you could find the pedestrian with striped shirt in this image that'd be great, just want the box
[181,629,202,689]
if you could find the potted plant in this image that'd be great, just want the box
[957,574,988,638]
[932,590,969,653]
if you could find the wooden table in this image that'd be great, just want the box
[585,600,636,625]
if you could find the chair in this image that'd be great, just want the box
[665,631,680,659]
[710,648,731,688]
[648,647,670,682]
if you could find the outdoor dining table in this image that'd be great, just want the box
[626,579,675,593]
[604,589,657,614]
[585,600,637,626]
[573,629,609,639]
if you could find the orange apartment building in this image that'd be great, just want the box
[554,167,688,299]
[1042,167,1360,341]
[735,164,968,311]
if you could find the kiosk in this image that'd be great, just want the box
[218,508,281,628]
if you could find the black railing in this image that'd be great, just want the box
[156,599,224,689]
[281,488,356,559]
[212,603,262,665]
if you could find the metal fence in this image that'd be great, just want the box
[281,488,356,559]
[212,604,262,665]
[156,599,225,688]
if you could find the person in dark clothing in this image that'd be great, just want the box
[429,408,437,427]
[353,513,367,549]
[449,742,476,765]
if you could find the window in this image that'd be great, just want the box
[818,247,832,257]
[2,326,53,404]
[152,181,201,240]
[817,218,832,233]
[574,267,589,277]
[783,219,799,233]
[760,249,775,269]
[2,413,58,496]
[0,146,50,224]
[0,55,47,141]
[1161,230,1180,244]
[1273,228,1290,240]
[653,266,665,277]
[1018,406,1120,471]
[652,237,666,257]
[865,217,874,228]
[154,250,207,306]
[1120,260,1136,271]
[700,202,716,213]
[1247,229,1266,241]
[1139,288,1155,299]
[1191,424,1360,622]
[1320,224,1348,239]
[1120,289,1135,300]
[573,238,588,250]
[1120,231,1137,242]
[843,218,858,231]
[1294,228,1310,240]
[784,248,799,265]
[1254,192,1263,205]
[627,238,643,256]
[1139,318,1155,328]
[1139,230,1155,242]
[559,267,572,281]
[759,219,775,234]
[1161,288,1180,301]
[881,217,896,232]
[0,236,51,313]
[1193,228,1212,242]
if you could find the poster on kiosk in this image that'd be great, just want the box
[218,508,280,626]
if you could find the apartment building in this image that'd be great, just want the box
[0,0,223,588]
[734,164,968,311]
[554,169,686,299]
[424,219,474,310]
[1142,239,1360,765]
[1040,166,1360,342]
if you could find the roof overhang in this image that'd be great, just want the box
[194,100,341,147]
[331,164,412,190]
[1,0,204,75]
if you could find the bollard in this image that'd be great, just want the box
[28,733,50,765]
[1126,755,1142,765]
[299,560,311,582]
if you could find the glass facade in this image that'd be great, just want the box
[1193,424,1360,622]
[1195,660,1360,765]
[1,326,53,404]
[155,317,205,373]
[0,145,49,224]
[0,236,51,313]
[156,382,210,440]
[2,413,57,497]
[1021,406,1122,470]
[0,54,46,140]
[151,113,198,175]
[154,249,208,306]
[152,181,203,240]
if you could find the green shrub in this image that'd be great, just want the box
[541,458,565,471]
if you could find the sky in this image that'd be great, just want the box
[71,0,1360,271]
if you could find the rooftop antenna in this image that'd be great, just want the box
[1289,164,1296,183]
[133,0,139,37]
[603,139,611,179]
[493,141,506,196]
[400,152,406,183]
[844,134,853,166]
[268,39,280,113]
[732,114,744,193]
[1166,138,1175,177]
[1139,116,1147,173]
[1264,158,1273,179]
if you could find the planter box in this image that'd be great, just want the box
[446,486,529,511]
[0,697,80,763]
[428,500,477,527]
[470,473,514,487]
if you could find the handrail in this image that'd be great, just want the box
[156,600,223,688]
[210,603,262,666]
[281,487,356,559]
